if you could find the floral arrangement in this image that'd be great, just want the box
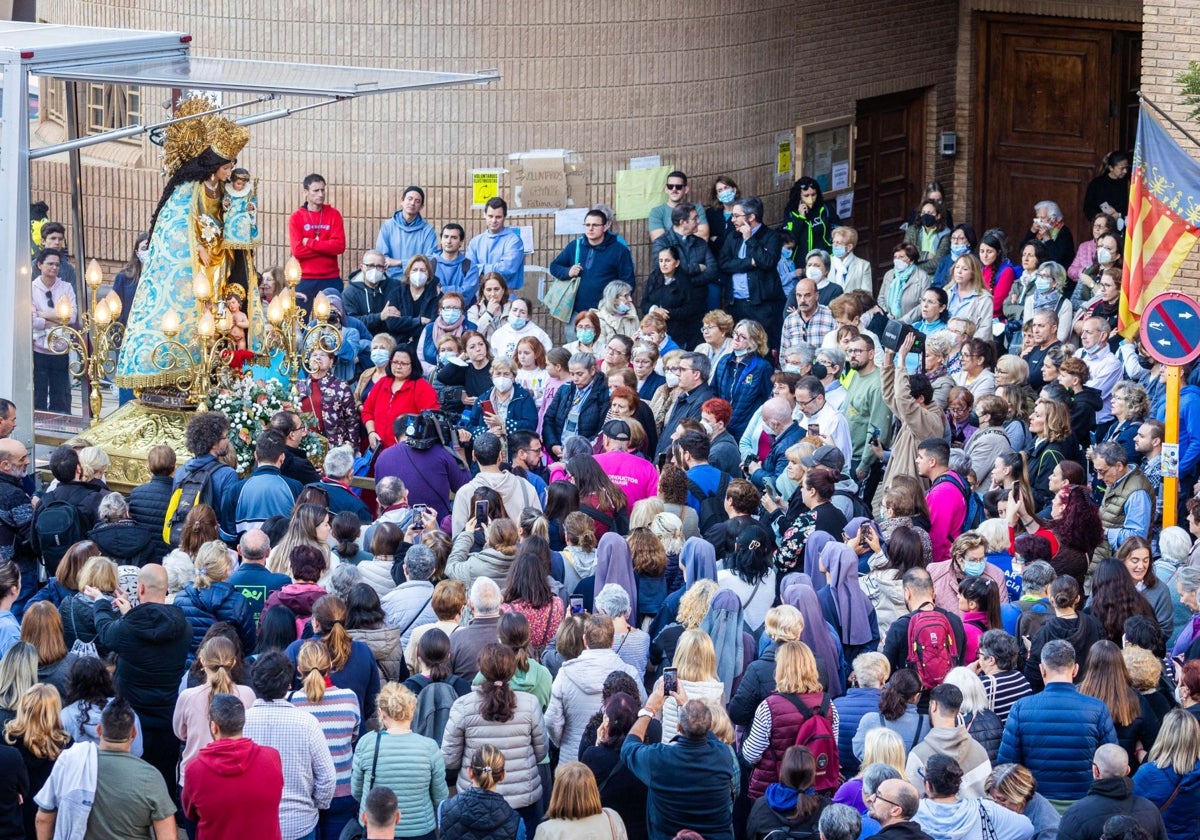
[210,375,324,474]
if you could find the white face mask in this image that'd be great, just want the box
[409,271,428,288]
[492,376,514,393]
[701,419,715,435]
[136,248,149,264]
[805,265,824,282]
[364,268,383,285]
[665,372,680,389]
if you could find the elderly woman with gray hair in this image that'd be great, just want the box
[1170,566,1200,660]
[87,491,159,567]
[594,280,639,347]
[319,445,371,523]
[594,583,650,676]
[922,329,959,409]
[381,543,439,647]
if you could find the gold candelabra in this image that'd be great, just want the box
[261,257,343,393]
[148,266,240,410]
[48,259,126,424]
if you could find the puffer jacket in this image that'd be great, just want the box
[859,555,908,641]
[437,786,522,840]
[347,624,405,683]
[445,530,517,592]
[173,581,256,661]
[88,520,160,567]
[728,644,778,727]
[964,708,1005,763]
[996,682,1118,801]
[545,648,641,763]
[1133,761,1200,840]
[441,688,547,809]
[833,686,883,777]
[127,474,174,561]
[356,559,399,599]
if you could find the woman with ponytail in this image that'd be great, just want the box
[289,640,362,840]
[286,594,380,735]
[437,743,524,840]
[173,636,255,779]
[442,643,548,837]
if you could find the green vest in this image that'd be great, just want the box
[1092,468,1153,568]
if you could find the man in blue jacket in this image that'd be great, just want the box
[222,431,301,534]
[996,639,1117,804]
[550,208,635,315]
[465,197,526,290]
[375,185,437,281]
[622,687,735,840]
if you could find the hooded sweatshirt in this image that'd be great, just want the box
[434,249,482,302]
[916,796,1034,840]
[450,471,541,535]
[182,737,285,840]
[92,600,190,726]
[466,226,526,290]
[906,725,993,798]
[376,211,437,280]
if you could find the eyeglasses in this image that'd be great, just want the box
[665,366,681,374]
[865,792,902,809]
[796,394,821,410]
[666,183,686,190]
[733,332,749,341]
[730,213,747,220]
[363,263,387,270]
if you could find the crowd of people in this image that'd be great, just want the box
[4,158,1200,840]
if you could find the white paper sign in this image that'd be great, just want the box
[831,161,850,192]
[516,226,535,254]
[629,155,662,170]
[554,208,589,236]
[836,191,854,219]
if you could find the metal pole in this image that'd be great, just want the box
[63,80,91,421]
[1164,365,1181,528]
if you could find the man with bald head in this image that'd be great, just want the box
[747,397,803,492]
[1058,744,1168,840]
[229,527,290,624]
[86,562,190,802]
[866,778,935,840]
[0,438,37,616]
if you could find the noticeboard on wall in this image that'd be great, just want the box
[797,117,855,220]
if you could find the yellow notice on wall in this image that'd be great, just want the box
[614,165,671,221]
[777,140,792,176]
[471,171,501,208]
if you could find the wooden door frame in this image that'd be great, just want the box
[973,12,1142,232]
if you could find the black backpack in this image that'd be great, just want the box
[33,498,85,578]
[689,472,731,534]
[832,488,872,521]
[163,459,223,547]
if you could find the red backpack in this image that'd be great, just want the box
[906,605,957,690]
[780,694,841,792]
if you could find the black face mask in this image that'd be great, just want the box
[921,213,937,228]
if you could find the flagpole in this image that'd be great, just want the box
[1138,92,1200,153]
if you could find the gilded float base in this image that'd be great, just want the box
[76,401,194,490]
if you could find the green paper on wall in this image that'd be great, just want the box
[615,165,671,221]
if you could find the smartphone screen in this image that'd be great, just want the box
[663,667,678,695]
[475,500,489,524]
[569,595,584,615]
[411,505,426,531]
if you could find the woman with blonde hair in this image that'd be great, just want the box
[442,643,548,835]
[173,636,255,779]
[649,578,719,680]
[268,503,332,576]
[534,761,627,840]
[60,555,117,659]
[289,639,361,839]
[942,666,1004,761]
[1133,709,1200,839]
[350,681,448,839]
[742,641,837,798]
[986,763,1062,840]
[286,595,379,734]
[657,628,726,744]
[729,604,806,727]
[77,445,109,486]
[5,683,72,836]
[1028,398,1081,509]
[172,539,255,660]
[947,253,994,339]
[0,642,36,728]
[436,743,523,839]
[19,602,74,697]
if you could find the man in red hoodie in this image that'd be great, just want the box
[183,693,284,840]
[289,173,347,313]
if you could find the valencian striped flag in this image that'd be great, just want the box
[1120,105,1200,338]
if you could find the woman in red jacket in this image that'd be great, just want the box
[361,345,439,449]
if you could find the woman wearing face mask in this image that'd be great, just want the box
[706,175,742,274]
[932,224,977,289]
[459,356,539,444]
[416,291,475,377]
[1068,212,1118,284]
[299,348,359,450]
[594,280,639,348]
[489,296,551,360]
[780,176,840,254]
[1021,261,1074,345]
[928,532,1010,616]
[361,346,440,451]
[800,249,842,308]
[379,254,440,344]
[902,199,951,275]
[1075,235,1124,314]
[564,310,601,356]
[355,333,396,403]
[878,242,930,321]
[829,226,874,295]
[641,246,706,350]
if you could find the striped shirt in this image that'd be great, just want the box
[289,687,362,797]
[243,699,336,840]
[980,669,1033,724]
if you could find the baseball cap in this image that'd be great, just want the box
[601,419,631,442]
[802,444,846,474]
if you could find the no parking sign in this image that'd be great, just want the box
[1139,292,1200,366]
